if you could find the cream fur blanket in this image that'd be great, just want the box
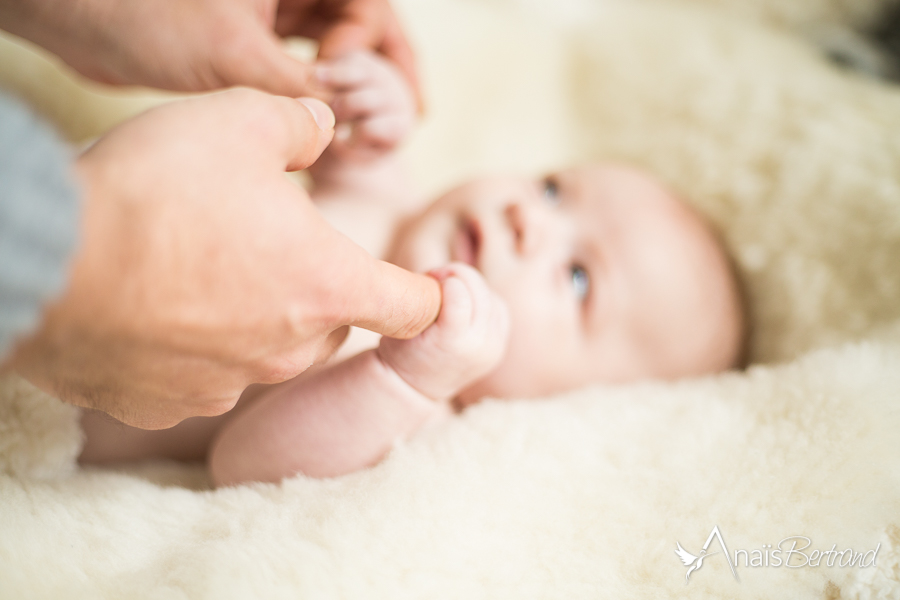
[2,0,900,598]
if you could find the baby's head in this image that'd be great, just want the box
[388,164,745,404]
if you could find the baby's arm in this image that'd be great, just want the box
[209,264,509,485]
[308,51,418,209]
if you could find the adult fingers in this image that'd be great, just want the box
[289,97,336,169]
[337,253,442,339]
[234,91,335,171]
[214,25,330,99]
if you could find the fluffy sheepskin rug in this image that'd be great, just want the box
[1,0,899,598]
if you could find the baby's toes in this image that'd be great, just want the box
[355,115,412,147]
[331,88,386,121]
[315,52,373,89]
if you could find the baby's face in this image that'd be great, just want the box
[388,164,743,404]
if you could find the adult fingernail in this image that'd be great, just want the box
[297,97,335,131]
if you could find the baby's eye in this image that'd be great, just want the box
[542,177,559,204]
[570,264,590,302]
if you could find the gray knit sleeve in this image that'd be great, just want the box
[0,91,80,359]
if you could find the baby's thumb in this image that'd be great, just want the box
[434,274,475,335]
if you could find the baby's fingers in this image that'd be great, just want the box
[436,265,509,375]
[436,273,475,336]
[376,264,508,402]
[431,263,504,337]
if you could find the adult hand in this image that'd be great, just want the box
[7,89,440,429]
[0,0,420,103]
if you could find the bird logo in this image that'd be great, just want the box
[673,526,739,584]
[675,542,719,583]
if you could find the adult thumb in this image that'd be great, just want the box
[289,97,335,170]
[335,252,441,339]
[237,91,334,172]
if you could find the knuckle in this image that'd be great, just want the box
[209,18,251,55]
[207,25,253,76]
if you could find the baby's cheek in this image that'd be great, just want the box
[466,320,587,402]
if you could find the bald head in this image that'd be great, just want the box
[587,165,745,377]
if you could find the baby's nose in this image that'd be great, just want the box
[504,201,542,258]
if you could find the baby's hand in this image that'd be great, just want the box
[378,264,510,401]
[316,50,416,161]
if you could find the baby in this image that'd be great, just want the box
[79,52,745,485]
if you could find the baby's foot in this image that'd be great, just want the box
[377,263,510,401]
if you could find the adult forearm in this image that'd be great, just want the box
[209,349,448,485]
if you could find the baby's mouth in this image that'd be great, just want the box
[451,216,481,269]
